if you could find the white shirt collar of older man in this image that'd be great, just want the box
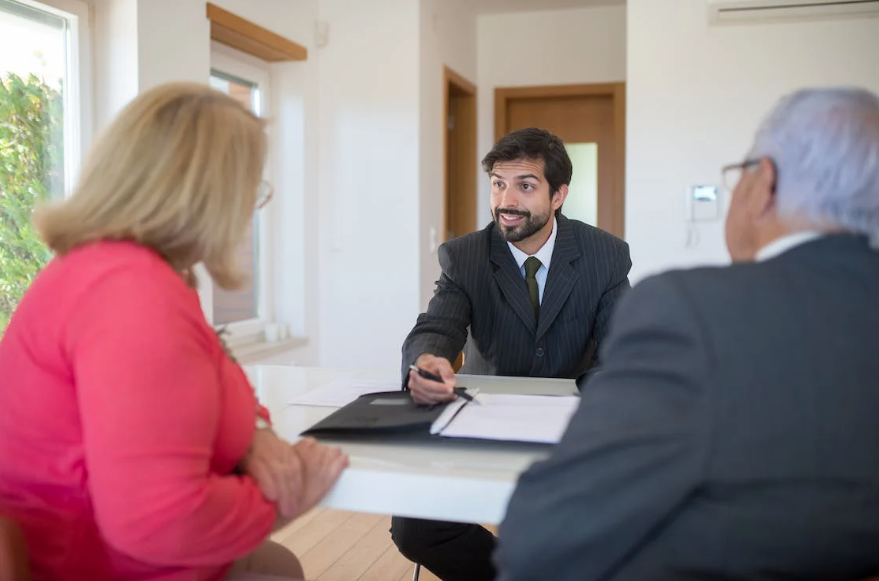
[755,231,825,262]
[507,217,558,272]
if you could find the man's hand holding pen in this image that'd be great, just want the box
[406,354,457,405]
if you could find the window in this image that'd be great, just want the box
[564,143,598,226]
[205,44,273,343]
[0,0,90,335]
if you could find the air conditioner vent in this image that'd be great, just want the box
[708,0,879,25]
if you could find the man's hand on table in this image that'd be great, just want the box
[407,353,457,405]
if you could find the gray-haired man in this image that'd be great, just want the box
[496,87,879,581]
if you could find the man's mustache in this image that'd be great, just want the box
[495,207,531,219]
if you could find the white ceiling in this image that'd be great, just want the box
[472,0,625,15]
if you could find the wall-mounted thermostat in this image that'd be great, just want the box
[687,185,720,222]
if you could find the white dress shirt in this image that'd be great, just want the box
[755,231,825,262]
[507,217,558,304]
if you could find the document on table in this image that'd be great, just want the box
[431,393,580,445]
[289,378,399,408]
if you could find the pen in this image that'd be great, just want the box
[453,387,479,405]
[408,364,480,404]
[409,364,446,383]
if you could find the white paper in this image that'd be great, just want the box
[436,394,580,444]
[429,391,474,435]
[289,378,399,407]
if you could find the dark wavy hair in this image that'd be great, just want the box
[481,127,572,217]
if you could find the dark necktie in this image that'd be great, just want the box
[524,256,541,322]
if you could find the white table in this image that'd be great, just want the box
[245,365,577,525]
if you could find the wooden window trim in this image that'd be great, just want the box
[206,3,307,62]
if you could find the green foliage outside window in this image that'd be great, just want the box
[0,72,63,335]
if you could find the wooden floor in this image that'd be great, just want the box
[272,508,483,581]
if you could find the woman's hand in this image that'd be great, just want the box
[291,438,349,516]
[240,428,304,518]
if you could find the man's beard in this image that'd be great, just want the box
[493,207,551,243]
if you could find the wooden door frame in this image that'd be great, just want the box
[443,66,478,241]
[494,82,626,238]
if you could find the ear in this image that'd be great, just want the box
[750,158,778,219]
[551,184,569,210]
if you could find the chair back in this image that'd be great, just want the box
[453,351,465,373]
[0,516,31,581]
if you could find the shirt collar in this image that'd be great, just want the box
[755,231,825,262]
[507,217,558,270]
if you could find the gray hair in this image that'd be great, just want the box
[748,87,879,248]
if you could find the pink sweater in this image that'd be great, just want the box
[0,241,276,581]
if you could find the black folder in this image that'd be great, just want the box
[300,391,450,440]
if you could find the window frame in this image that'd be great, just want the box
[10,0,93,194]
[205,42,275,345]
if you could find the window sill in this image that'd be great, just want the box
[233,336,307,365]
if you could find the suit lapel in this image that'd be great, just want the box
[490,227,537,333]
[536,217,581,340]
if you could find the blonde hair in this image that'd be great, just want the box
[35,81,267,289]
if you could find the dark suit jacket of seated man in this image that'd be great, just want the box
[402,213,630,380]
[496,88,879,581]
[391,127,632,581]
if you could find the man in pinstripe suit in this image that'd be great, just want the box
[391,128,632,581]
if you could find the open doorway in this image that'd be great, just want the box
[495,83,626,238]
[443,66,477,241]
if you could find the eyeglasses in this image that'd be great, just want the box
[720,159,761,192]
[256,180,273,210]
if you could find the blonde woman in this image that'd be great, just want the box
[0,82,347,581]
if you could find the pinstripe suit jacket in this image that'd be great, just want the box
[401,215,631,381]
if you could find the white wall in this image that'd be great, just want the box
[91,0,137,130]
[92,0,211,125]
[136,0,208,90]
[419,0,478,310]
[476,5,627,224]
[626,0,879,282]
[316,0,422,370]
